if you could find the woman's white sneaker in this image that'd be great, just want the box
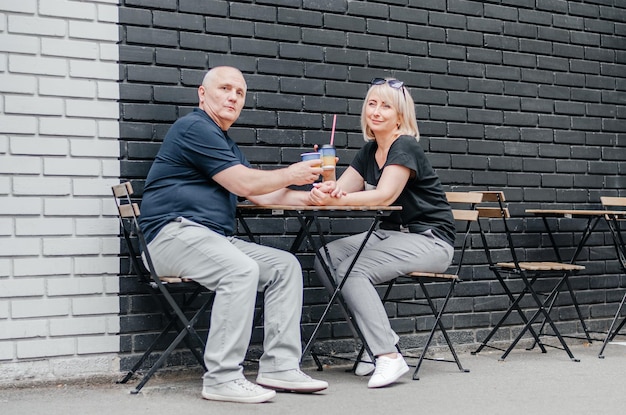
[354,353,375,376]
[367,355,409,388]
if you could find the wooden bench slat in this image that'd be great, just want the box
[406,271,459,280]
[118,203,140,218]
[496,261,585,271]
[158,277,193,283]
[477,206,509,218]
[112,182,133,197]
[600,196,626,208]
[445,191,483,204]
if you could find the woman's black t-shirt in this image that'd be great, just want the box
[350,135,455,247]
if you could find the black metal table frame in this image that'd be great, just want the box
[236,204,400,370]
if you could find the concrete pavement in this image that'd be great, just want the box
[1,340,625,415]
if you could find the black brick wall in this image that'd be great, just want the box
[118,0,626,368]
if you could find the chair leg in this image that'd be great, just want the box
[117,317,180,385]
[529,274,593,351]
[412,279,468,380]
[130,324,196,394]
[164,290,212,368]
[118,290,208,385]
[473,273,547,355]
[598,291,626,358]
[121,289,214,394]
[499,273,578,362]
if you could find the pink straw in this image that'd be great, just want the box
[330,114,337,146]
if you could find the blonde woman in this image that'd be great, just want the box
[309,78,455,388]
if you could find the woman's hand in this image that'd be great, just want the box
[314,181,346,198]
[308,181,347,205]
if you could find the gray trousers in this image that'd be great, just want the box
[313,229,454,356]
[146,217,303,386]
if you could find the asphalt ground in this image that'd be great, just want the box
[2,340,625,415]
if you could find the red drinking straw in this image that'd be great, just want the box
[330,114,336,146]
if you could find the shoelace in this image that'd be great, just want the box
[294,369,312,380]
[233,378,262,391]
[372,357,393,376]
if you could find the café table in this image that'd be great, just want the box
[236,203,402,369]
[525,208,626,344]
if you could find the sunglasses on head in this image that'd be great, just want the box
[370,78,405,96]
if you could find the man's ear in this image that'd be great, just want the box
[198,85,205,104]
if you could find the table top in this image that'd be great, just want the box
[526,209,626,218]
[237,203,402,213]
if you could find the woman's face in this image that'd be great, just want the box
[364,91,400,138]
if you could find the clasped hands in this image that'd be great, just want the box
[308,181,346,206]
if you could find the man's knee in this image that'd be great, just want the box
[228,256,261,281]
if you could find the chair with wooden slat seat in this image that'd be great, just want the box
[112,182,216,394]
[598,196,626,358]
[360,191,482,380]
[471,191,583,362]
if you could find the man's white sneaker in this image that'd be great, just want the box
[354,353,375,376]
[367,354,409,388]
[201,378,276,403]
[256,369,328,393]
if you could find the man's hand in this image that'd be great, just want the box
[308,186,330,205]
[287,159,323,186]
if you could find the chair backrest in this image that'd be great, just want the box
[446,191,483,221]
[600,196,626,210]
[473,191,525,269]
[442,191,484,278]
[475,190,509,220]
[601,197,626,270]
[474,191,584,273]
[111,182,163,285]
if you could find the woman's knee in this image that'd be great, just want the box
[338,273,373,306]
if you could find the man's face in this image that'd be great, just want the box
[198,68,247,130]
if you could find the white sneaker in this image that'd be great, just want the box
[256,369,328,393]
[202,378,276,403]
[354,353,375,376]
[367,354,409,388]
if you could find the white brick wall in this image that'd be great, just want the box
[0,0,120,383]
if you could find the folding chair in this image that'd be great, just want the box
[112,182,215,394]
[598,196,626,358]
[360,191,482,380]
[472,191,583,361]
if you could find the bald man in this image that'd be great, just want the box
[139,66,327,403]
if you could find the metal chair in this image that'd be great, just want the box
[112,182,215,394]
[472,191,583,362]
[362,191,482,379]
[598,196,626,358]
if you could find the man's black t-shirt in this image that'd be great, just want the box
[139,108,249,243]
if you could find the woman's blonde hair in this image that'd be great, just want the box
[360,78,420,142]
